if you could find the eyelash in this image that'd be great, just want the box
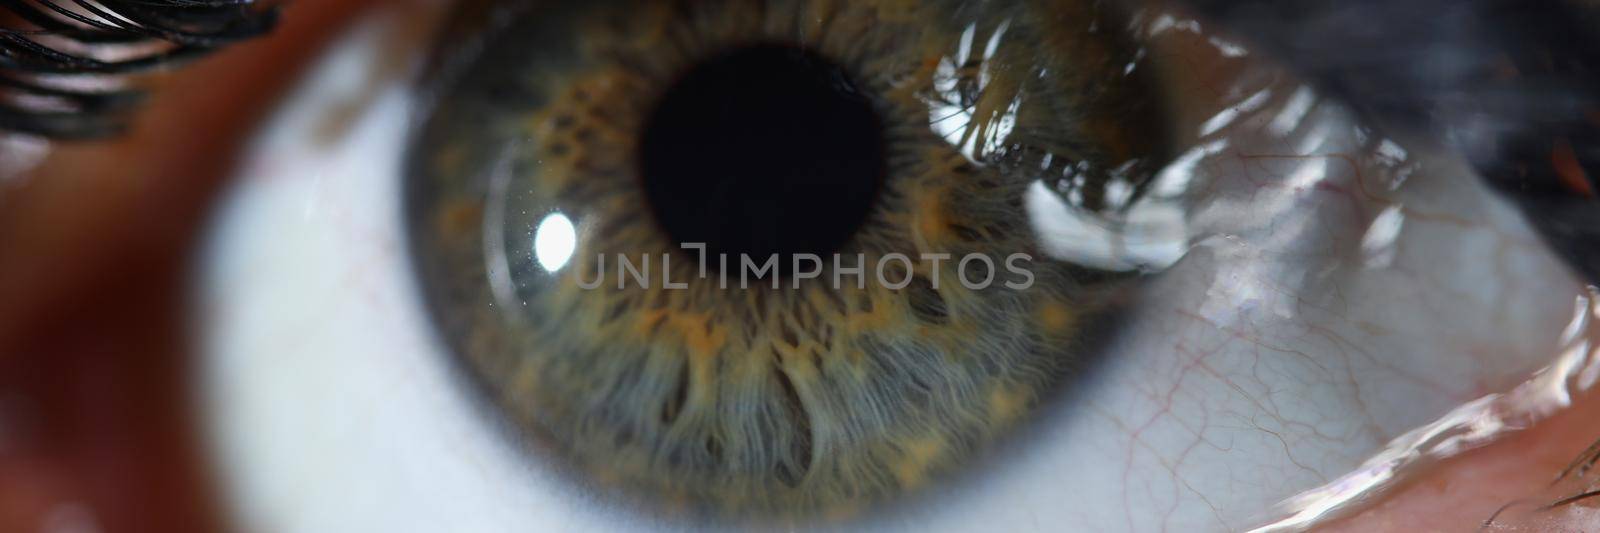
[0,0,278,138]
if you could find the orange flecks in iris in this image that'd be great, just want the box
[891,436,945,489]
[844,294,902,334]
[987,386,1029,425]
[777,347,824,381]
[683,315,728,358]
[1552,137,1594,197]
[1037,300,1076,334]
[638,310,728,359]
[922,305,979,341]
[434,199,483,239]
[635,309,727,406]
[914,185,950,243]
[769,330,809,359]
[630,307,726,361]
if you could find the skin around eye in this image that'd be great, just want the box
[5,1,1596,532]
[0,0,377,530]
[405,0,1168,519]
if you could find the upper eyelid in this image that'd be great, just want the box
[0,0,281,139]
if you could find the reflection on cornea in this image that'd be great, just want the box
[1199,87,1272,136]
[1149,138,1226,198]
[1293,119,1333,155]
[1284,155,1328,191]
[1358,205,1405,269]
[1268,86,1317,136]
[1208,36,1249,58]
[1375,138,1409,166]
[533,212,577,273]
[1022,180,1188,273]
[927,19,1017,162]
[1250,286,1600,532]
[1123,46,1146,76]
[1018,96,1222,273]
[1146,13,1202,37]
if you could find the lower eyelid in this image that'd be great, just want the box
[1326,384,1600,531]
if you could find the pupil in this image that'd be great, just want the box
[638,44,887,277]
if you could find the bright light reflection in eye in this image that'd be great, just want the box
[534,212,576,272]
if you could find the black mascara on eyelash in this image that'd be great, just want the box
[0,0,280,139]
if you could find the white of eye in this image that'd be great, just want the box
[194,4,1590,533]
[196,7,654,532]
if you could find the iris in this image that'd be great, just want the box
[405,0,1164,520]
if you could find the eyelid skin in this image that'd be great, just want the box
[0,0,376,531]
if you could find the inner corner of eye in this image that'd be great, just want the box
[400,0,1162,521]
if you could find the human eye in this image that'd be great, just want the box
[2,0,1597,532]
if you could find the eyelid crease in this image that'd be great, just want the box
[0,0,281,138]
